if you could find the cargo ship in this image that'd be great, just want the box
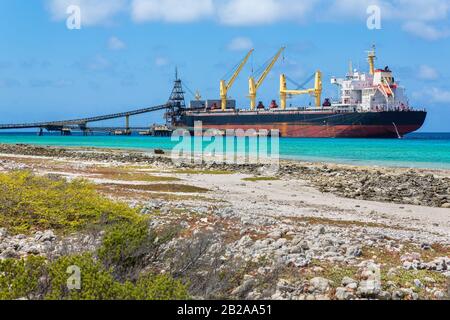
[169,47,427,138]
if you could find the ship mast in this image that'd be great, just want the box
[367,45,376,75]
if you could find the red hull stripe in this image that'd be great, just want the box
[197,124,422,138]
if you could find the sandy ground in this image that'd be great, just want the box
[183,173,450,241]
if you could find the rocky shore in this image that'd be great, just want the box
[0,143,449,300]
[1,143,449,208]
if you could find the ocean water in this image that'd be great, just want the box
[0,132,450,169]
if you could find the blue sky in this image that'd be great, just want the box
[1,0,450,131]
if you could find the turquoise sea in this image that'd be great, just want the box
[0,132,450,169]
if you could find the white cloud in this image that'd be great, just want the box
[76,55,113,72]
[46,0,127,26]
[425,87,450,103]
[155,56,169,67]
[395,0,450,22]
[327,0,450,21]
[87,55,111,71]
[218,0,317,26]
[227,37,253,51]
[131,0,214,23]
[44,0,450,41]
[402,21,450,41]
[418,65,439,80]
[326,0,394,20]
[326,0,450,41]
[108,36,126,50]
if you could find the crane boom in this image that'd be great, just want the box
[249,47,285,110]
[220,49,254,111]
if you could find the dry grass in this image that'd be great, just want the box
[173,169,234,175]
[148,193,220,203]
[242,177,280,182]
[363,243,450,267]
[104,173,180,182]
[97,184,219,203]
[279,216,411,231]
[80,166,178,182]
[362,243,449,299]
[100,183,209,194]
[306,261,359,286]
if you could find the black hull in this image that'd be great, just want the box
[177,110,427,138]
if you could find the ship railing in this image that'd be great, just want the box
[369,106,426,112]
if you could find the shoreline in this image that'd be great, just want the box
[0,133,450,170]
[1,141,450,172]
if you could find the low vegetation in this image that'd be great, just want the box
[242,176,280,182]
[0,171,143,235]
[105,183,210,194]
[96,184,219,203]
[0,171,190,300]
[306,262,359,288]
[173,169,234,175]
[98,220,179,281]
[0,252,189,300]
[381,269,448,299]
[106,173,181,182]
[282,216,405,231]
[0,217,188,300]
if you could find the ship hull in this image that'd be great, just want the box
[178,110,427,138]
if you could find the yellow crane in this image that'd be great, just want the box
[280,71,323,110]
[220,49,254,111]
[249,47,285,110]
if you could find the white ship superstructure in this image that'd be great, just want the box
[331,47,410,112]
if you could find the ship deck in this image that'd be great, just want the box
[184,108,425,117]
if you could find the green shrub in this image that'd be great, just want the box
[0,256,47,300]
[98,220,155,279]
[0,254,189,300]
[0,171,142,235]
[46,254,189,300]
[0,171,189,300]
[98,220,178,281]
[124,274,190,300]
[45,253,122,300]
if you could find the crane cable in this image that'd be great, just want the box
[252,53,277,78]
[252,48,286,81]
[221,52,251,82]
[286,73,316,90]
[182,80,197,98]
